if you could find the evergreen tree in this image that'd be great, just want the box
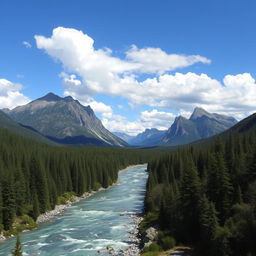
[2,175,15,230]
[12,235,23,256]
[180,159,202,241]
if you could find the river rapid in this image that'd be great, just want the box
[0,164,148,256]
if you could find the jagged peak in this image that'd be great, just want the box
[64,95,75,102]
[190,107,210,120]
[37,92,62,102]
[174,115,188,122]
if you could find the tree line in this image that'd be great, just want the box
[144,132,256,255]
[0,128,154,232]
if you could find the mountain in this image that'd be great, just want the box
[113,132,134,143]
[129,128,167,146]
[161,116,199,145]
[161,107,237,146]
[0,110,56,145]
[5,93,127,147]
[190,107,238,137]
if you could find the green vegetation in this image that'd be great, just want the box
[57,192,76,205]
[142,242,162,254]
[144,132,256,256]
[141,251,161,256]
[0,128,155,234]
[11,235,23,256]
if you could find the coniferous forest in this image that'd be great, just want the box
[0,128,154,233]
[143,131,256,255]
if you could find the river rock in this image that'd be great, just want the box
[142,227,158,247]
[0,233,6,241]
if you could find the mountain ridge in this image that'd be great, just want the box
[161,107,237,146]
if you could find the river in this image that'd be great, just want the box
[0,164,148,256]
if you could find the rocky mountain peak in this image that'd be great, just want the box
[64,95,75,102]
[190,107,210,120]
[37,92,62,102]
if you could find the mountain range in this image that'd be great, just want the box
[161,107,237,146]
[128,128,166,146]
[117,107,237,147]
[1,93,238,147]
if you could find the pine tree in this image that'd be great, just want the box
[32,194,40,221]
[180,159,202,241]
[12,235,23,256]
[2,175,16,230]
[199,195,219,255]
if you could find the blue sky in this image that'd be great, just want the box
[1,0,256,135]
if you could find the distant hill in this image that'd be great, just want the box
[4,93,127,147]
[0,110,57,145]
[113,132,134,143]
[129,128,166,146]
[161,107,237,146]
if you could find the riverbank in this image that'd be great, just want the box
[36,190,98,223]
[97,213,143,256]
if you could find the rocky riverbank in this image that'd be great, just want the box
[36,191,95,223]
[98,213,143,256]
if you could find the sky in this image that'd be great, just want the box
[1,0,256,135]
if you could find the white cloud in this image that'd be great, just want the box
[23,41,32,48]
[102,117,144,136]
[34,27,210,104]
[102,109,175,136]
[0,79,30,109]
[126,45,211,74]
[35,27,256,122]
[140,109,175,130]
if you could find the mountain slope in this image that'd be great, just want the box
[129,128,166,146]
[6,93,127,147]
[161,107,237,146]
[113,132,134,143]
[0,110,57,145]
[161,116,200,145]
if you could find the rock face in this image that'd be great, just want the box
[5,93,127,147]
[129,128,166,146]
[161,107,237,146]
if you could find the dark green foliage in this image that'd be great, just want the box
[32,195,40,221]
[143,242,162,253]
[160,236,176,250]
[12,235,23,256]
[0,128,154,231]
[2,175,15,230]
[144,131,256,255]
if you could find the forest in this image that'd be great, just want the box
[143,131,256,255]
[0,128,154,233]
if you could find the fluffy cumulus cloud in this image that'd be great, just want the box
[126,45,211,74]
[35,27,256,133]
[140,109,175,129]
[0,79,30,109]
[34,27,210,102]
